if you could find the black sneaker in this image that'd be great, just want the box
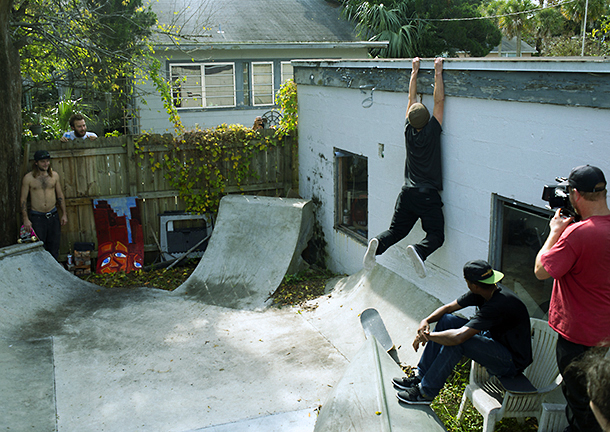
[392,375,421,390]
[396,386,434,405]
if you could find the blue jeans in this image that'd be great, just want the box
[417,314,517,398]
[376,186,444,261]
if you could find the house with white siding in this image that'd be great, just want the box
[136,0,385,133]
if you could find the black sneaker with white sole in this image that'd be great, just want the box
[396,386,434,405]
[392,375,421,390]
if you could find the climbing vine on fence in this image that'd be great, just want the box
[135,125,284,214]
[134,79,297,214]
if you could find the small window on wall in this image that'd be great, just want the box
[335,149,368,242]
[490,195,554,319]
[170,63,236,109]
[252,62,274,106]
[281,61,294,84]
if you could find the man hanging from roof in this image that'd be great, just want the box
[363,57,445,278]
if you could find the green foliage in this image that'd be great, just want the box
[342,0,501,57]
[431,359,539,432]
[135,124,285,214]
[22,90,91,141]
[561,0,608,25]
[147,55,185,136]
[14,0,158,136]
[532,6,573,44]
[487,0,536,56]
[543,33,610,56]
[498,0,535,38]
[343,2,424,58]
[275,79,298,137]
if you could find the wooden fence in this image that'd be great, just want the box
[23,131,296,261]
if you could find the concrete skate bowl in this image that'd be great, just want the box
[0,195,333,432]
[0,195,449,432]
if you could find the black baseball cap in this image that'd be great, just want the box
[463,260,504,284]
[34,150,51,161]
[560,165,607,193]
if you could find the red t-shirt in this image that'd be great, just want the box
[541,214,610,346]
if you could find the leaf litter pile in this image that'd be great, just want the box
[80,261,339,308]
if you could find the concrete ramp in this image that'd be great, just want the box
[0,224,454,432]
[0,243,345,432]
[175,195,314,310]
[314,338,446,432]
[303,265,448,431]
[0,242,98,336]
[305,264,444,366]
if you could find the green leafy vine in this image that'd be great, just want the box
[136,125,283,213]
[134,75,298,214]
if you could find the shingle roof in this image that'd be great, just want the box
[151,0,361,45]
[490,36,536,55]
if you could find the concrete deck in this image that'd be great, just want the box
[1,196,447,431]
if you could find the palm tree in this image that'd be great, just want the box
[497,0,536,56]
[342,2,423,58]
[561,0,607,25]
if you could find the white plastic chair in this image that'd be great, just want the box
[457,318,562,432]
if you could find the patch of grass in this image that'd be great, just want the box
[430,359,538,432]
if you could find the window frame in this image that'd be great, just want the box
[251,61,275,107]
[334,148,368,243]
[169,62,236,110]
[281,61,294,85]
[490,194,554,319]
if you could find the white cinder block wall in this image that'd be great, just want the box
[296,59,610,304]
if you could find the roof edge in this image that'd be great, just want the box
[154,41,389,51]
[292,57,610,74]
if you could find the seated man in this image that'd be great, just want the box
[393,260,533,404]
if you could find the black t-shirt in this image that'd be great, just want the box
[404,116,443,190]
[457,288,533,373]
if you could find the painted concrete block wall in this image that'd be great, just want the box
[297,60,610,304]
[136,47,372,133]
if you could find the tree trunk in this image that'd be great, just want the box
[0,0,23,248]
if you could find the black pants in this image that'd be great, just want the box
[556,335,603,432]
[376,186,444,260]
[30,210,61,260]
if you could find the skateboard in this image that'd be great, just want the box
[498,373,537,394]
[360,308,400,364]
[17,225,38,243]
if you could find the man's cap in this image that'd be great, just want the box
[560,165,607,192]
[463,260,504,285]
[407,103,430,129]
[34,150,51,161]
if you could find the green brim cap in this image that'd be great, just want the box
[463,260,504,284]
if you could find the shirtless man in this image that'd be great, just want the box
[20,150,68,259]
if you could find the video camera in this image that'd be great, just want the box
[542,177,578,219]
